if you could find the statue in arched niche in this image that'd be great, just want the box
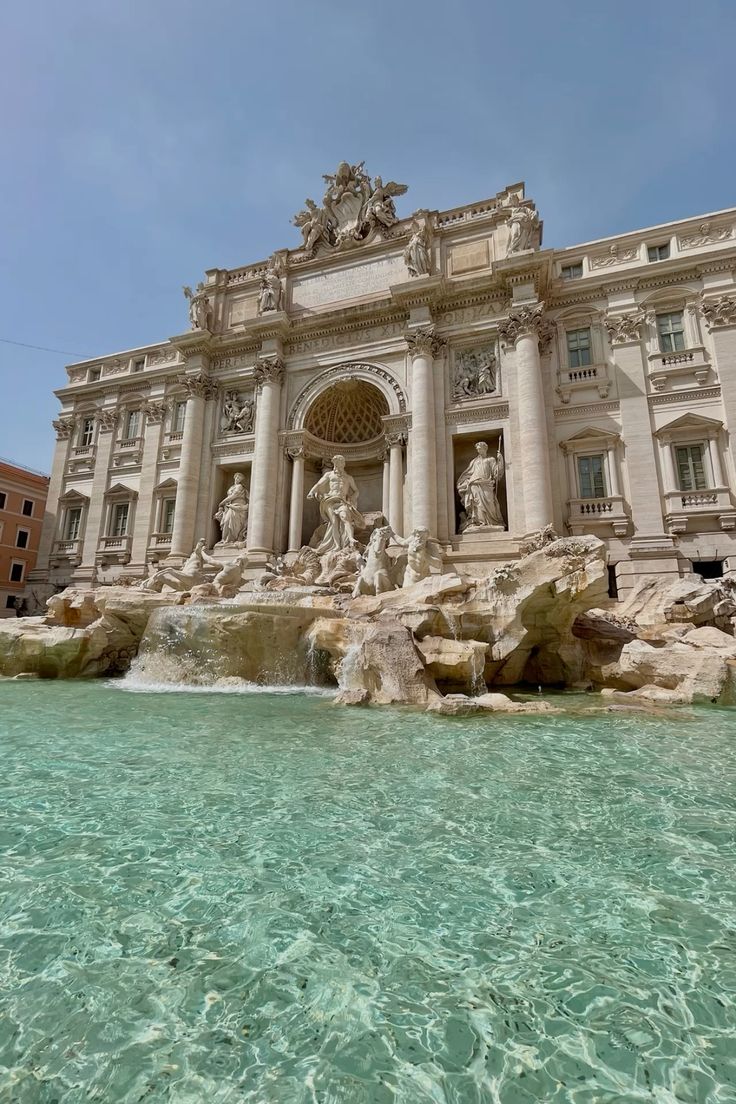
[307,455,363,555]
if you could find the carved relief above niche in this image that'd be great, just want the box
[451,345,498,402]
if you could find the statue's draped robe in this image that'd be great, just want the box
[457,455,504,529]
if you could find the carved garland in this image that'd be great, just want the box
[288,362,407,430]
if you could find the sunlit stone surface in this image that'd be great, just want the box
[2,681,736,1101]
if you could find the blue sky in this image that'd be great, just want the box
[2,0,735,471]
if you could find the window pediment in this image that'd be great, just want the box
[655,413,722,440]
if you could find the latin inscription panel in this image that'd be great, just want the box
[290,253,406,311]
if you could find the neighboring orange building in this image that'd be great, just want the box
[0,458,50,616]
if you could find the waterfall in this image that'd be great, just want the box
[118,602,335,694]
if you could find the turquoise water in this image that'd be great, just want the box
[1,683,736,1103]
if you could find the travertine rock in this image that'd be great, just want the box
[416,636,488,692]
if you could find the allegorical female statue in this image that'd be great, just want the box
[307,455,363,555]
[457,441,505,531]
[215,472,249,544]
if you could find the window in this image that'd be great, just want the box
[161,498,176,534]
[693,560,724,580]
[111,502,130,537]
[16,529,29,549]
[577,454,606,499]
[88,367,101,382]
[675,444,708,491]
[657,311,685,353]
[566,327,592,368]
[132,358,145,373]
[10,561,24,583]
[648,242,670,262]
[65,507,82,541]
[561,262,583,280]
[22,499,33,517]
[0,492,5,510]
[79,417,95,448]
[173,402,186,434]
[124,410,141,439]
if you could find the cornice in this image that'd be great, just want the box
[554,400,620,418]
[648,385,721,406]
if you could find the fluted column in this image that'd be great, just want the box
[499,305,554,533]
[80,408,119,570]
[407,326,443,534]
[387,432,405,535]
[287,446,305,552]
[701,294,736,477]
[129,400,168,568]
[169,373,214,560]
[659,436,677,493]
[33,417,75,576]
[247,355,284,554]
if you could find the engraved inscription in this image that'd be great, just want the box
[290,254,406,310]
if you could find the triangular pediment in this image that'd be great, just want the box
[154,477,178,492]
[105,482,139,497]
[58,488,90,504]
[655,413,723,437]
[562,425,620,446]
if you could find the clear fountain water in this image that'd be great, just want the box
[2,680,736,1102]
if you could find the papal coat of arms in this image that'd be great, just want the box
[292,161,408,257]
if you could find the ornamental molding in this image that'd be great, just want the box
[648,385,721,407]
[590,244,639,269]
[603,310,647,345]
[210,440,256,458]
[52,416,76,440]
[287,318,406,356]
[254,355,285,389]
[553,401,620,419]
[700,294,736,330]
[176,371,219,400]
[148,347,179,366]
[445,401,509,426]
[95,409,119,432]
[678,221,734,250]
[497,304,552,352]
[288,362,407,429]
[406,325,445,359]
[143,401,169,424]
[436,299,505,327]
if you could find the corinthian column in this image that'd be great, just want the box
[701,293,736,475]
[499,304,554,533]
[169,372,216,561]
[287,446,305,552]
[247,355,284,555]
[407,326,443,534]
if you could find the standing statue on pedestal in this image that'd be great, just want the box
[183,283,212,330]
[257,257,283,314]
[307,455,364,555]
[506,202,540,256]
[403,217,432,277]
[457,442,505,531]
[215,472,249,544]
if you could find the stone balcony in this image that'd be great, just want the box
[556,363,611,404]
[50,538,83,566]
[96,534,132,565]
[648,345,712,392]
[663,487,736,533]
[567,495,629,537]
[161,431,184,462]
[111,437,143,468]
[146,532,173,559]
[66,444,96,475]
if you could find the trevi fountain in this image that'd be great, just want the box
[3,162,736,1103]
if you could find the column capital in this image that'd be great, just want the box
[386,430,407,448]
[498,303,553,352]
[603,310,647,345]
[52,416,75,440]
[406,325,445,360]
[95,408,118,433]
[143,400,169,424]
[254,355,285,388]
[176,371,218,400]
[700,293,736,331]
[287,445,305,461]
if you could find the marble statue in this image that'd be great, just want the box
[215,473,249,544]
[183,283,212,330]
[292,198,334,255]
[403,218,432,277]
[400,527,443,587]
[257,258,283,314]
[307,455,364,556]
[139,538,219,592]
[212,553,248,597]
[506,203,539,256]
[457,442,505,531]
[222,392,254,435]
[360,176,408,233]
[352,526,396,597]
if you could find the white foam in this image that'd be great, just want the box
[108,677,335,697]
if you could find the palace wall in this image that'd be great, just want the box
[30,172,736,600]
